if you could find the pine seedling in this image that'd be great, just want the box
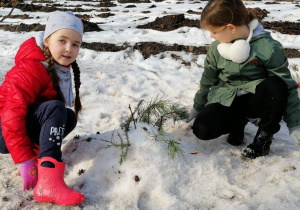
[126,95,189,128]
[117,133,130,165]
[153,127,184,159]
[101,131,130,165]
[120,95,188,162]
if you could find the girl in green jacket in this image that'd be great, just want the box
[187,0,300,159]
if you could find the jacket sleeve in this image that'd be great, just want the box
[193,45,221,111]
[1,60,45,164]
[265,42,300,129]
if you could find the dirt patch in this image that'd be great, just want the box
[95,13,115,18]
[263,21,300,35]
[125,5,136,8]
[0,23,45,32]
[134,42,207,58]
[5,14,33,19]
[81,42,127,52]
[99,8,111,12]
[16,3,58,12]
[136,13,300,35]
[284,49,300,58]
[0,0,24,6]
[82,20,103,32]
[0,3,96,13]
[187,10,202,15]
[81,41,300,59]
[0,19,102,32]
[95,1,117,7]
[76,14,91,21]
[137,14,200,31]
[31,0,53,2]
[248,7,269,21]
[118,0,151,3]
[81,42,206,58]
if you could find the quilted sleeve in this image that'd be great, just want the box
[1,60,45,164]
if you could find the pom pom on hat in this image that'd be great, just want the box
[43,11,83,40]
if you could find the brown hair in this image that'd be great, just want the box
[200,0,256,29]
[43,45,82,118]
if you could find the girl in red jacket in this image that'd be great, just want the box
[0,11,85,205]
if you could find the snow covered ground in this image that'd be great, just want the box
[0,0,300,209]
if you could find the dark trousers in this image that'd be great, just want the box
[0,100,77,161]
[192,76,289,140]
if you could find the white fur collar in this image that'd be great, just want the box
[217,19,259,63]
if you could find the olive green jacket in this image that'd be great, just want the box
[193,32,300,129]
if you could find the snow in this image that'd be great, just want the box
[0,0,300,209]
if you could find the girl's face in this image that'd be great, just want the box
[43,28,81,66]
[206,24,236,43]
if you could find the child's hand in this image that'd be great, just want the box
[289,126,300,147]
[186,108,199,123]
[18,159,38,191]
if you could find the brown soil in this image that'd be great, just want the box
[31,0,53,2]
[125,5,137,8]
[76,14,91,21]
[95,2,117,7]
[250,7,269,21]
[0,23,45,32]
[1,3,96,13]
[5,14,33,19]
[187,10,202,15]
[118,0,151,3]
[136,13,300,35]
[81,42,300,59]
[95,13,115,18]
[16,3,58,12]
[137,14,200,31]
[0,1,299,59]
[0,19,102,32]
[263,21,300,35]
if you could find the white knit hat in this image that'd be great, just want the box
[43,11,83,40]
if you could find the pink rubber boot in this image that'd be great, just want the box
[34,157,85,206]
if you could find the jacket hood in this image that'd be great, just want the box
[250,31,272,43]
[253,23,266,37]
[15,37,45,64]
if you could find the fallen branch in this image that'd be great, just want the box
[0,1,18,23]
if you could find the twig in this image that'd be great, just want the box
[129,104,136,129]
[0,1,18,23]
[158,116,164,131]
[0,7,15,22]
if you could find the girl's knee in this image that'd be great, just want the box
[49,100,66,111]
[192,123,215,140]
[46,100,67,118]
[66,109,77,129]
[266,76,288,95]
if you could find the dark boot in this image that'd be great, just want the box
[241,129,273,159]
[227,119,248,146]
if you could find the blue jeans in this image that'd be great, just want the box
[0,100,77,162]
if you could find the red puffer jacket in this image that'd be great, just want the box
[0,37,57,164]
